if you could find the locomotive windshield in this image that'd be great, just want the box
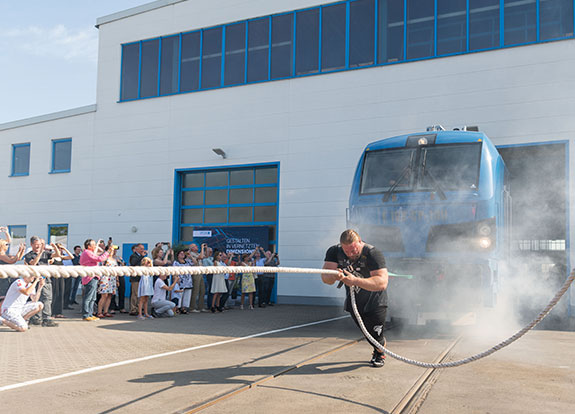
[419,143,482,191]
[360,148,415,194]
[360,142,482,195]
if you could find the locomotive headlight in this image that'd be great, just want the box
[478,224,492,236]
[418,137,428,146]
[479,237,492,249]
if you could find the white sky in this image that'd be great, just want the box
[0,0,154,124]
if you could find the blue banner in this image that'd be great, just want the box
[191,226,269,254]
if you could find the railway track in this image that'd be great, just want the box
[179,329,464,414]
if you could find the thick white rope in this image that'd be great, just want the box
[351,270,575,368]
[0,265,322,279]
[1,265,573,369]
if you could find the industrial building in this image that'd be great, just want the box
[0,0,573,313]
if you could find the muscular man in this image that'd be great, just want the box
[322,229,389,367]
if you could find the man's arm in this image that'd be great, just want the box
[26,250,44,266]
[338,268,389,292]
[20,277,43,300]
[322,261,342,285]
[162,276,180,291]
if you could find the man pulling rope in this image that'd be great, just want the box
[322,229,389,368]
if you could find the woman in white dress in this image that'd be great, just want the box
[210,251,228,313]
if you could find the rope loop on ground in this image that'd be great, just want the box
[351,270,575,368]
[1,265,573,369]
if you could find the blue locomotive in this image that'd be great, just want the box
[347,127,511,324]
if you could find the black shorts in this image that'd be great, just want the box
[350,307,387,352]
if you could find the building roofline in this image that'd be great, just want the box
[95,0,187,28]
[0,105,97,131]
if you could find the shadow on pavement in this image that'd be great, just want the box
[100,360,374,414]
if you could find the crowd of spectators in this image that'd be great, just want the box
[0,227,280,332]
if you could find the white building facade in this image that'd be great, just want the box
[1,0,574,312]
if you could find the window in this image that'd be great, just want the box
[378,0,405,63]
[407,0,435,59]
[321,3,347,72]
[48,224,68,247]
[224,23,246,86]
[160,35,180,95]
[437,0,467,55]
[349,0,375,67]
[11,143,30,176]
[178,165,279,237]
[201,27,223,89]
[271,14,293,79]
[296,8,320,75]
[8,225,26,256]
[504,0,537,46]
[540,0,574,41]
[51,139,72,173]
[120,43,140,101]
[247,18,270,82]
[469,0,500,50]
[119,0,575,101]
[140,39,160,98]
[180,31,201,92]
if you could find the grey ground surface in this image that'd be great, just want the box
[0,304,573,413]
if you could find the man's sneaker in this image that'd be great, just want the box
[370,351,385,368]
[191,309,200,313]
[30,318,42,326]
[42,319,59,327]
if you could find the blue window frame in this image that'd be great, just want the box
[8,225,26,254]
[504,0,537,46]
[119,0,575,102]
[540,0,574,40]
[321,3,347,72]
[51,138,72,173]
[175,164,279,244]
[296,8,320,75]
[48,224,68,246]
[224,22,247,86]
[271,13,294,79]
[180,31,201,92]
[437,0,467,55]
[247,18,270,82]
[120,43,140,100]
[349,0,375,67]
[469,0,500,51]
[201,27,223,89]
[11,143,30,177]
[407,0,435,59]
[378,0,405,63]
[140,39,160,97]
[160,35,180,95]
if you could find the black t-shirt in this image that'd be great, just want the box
[23,250,53,282]
[23,250,52,265]
[324,243,388,314]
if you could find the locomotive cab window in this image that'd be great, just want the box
[418,143,482,191]
[360,148,415,194]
